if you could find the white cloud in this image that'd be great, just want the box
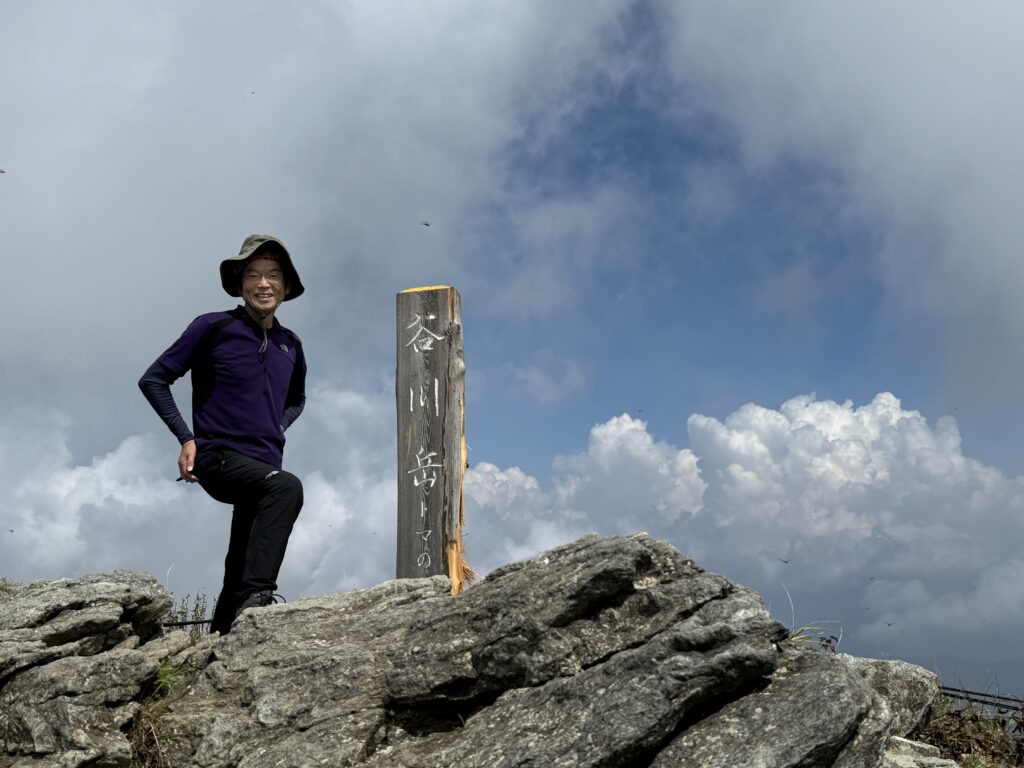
[465,393,1024,665]
[554,414,706,523]
[5,386,1024,668]
[279,469,395,596]
[465,413,705,573]
[686,393,1024,582]
[269,381,399,596]
[0,2,647,412]
[464,462,588,572]
[0,410,225,592]
[465,463,545,520]
[0,382,402,601]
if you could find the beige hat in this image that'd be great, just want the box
[219,234,305,301]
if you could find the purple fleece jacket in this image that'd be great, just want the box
[139,306,306,469]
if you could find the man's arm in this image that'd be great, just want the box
[139,315,214,483]
[281,340,307,432]
[138,360,193,444]
[281,399,305,431]
[138,360,199,482]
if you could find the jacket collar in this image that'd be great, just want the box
[232,305,280,334]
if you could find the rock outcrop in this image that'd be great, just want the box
[0,534,945,767]
[0,571,171,767]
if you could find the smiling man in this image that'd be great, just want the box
[139,234,307,634]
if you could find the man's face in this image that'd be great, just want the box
[240,257,289,315]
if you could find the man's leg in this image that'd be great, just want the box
[209,502,256,635]
[238,468,304,598]
[197,451,303,631]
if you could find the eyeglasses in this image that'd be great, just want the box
[242,269,285,284]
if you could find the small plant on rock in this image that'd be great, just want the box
[0,576,19,601]
[773,584,842,653]
[162,591,212,645]
[788,621,842,653]
[129,659,181,768]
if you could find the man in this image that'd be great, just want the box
[139,234,307,635]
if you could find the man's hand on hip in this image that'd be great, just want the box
[179,440,198,483]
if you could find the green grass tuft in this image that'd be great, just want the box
[129,659,183,768]
[0,576,19,601]
[788,622,841,653]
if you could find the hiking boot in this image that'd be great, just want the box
[233,590,286,620]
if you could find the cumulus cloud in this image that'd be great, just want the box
[258,381,399,596]
[6,385,1024,671]
[686,393,1024,583]
[0,381,401,602]
[0,409,226,593]
[465,413,704,572]
[465,392,1024,667]
[688,390,1024,662]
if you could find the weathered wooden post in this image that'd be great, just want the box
[396,285,469,595]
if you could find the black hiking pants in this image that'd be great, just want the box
[195,450,303,635]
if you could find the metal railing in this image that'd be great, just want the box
[941,685,1024,739]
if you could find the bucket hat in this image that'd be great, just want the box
[219,234,305,301]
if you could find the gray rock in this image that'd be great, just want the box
[0,650,156,766]
[651,647,874,767]
[0,571,171,636]
[0,571,170,767]
[884,736,961,768]
[647,645,940,767]
[0,535,950,768]
[148,534,789,767]
[887,735,941,757]
[852,656,940,736]
[0,571,170,686]
[883,756,961,768]
[136,628,193,663]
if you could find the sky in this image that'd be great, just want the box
[2,1,1024,692]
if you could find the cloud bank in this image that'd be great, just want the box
[4,383,1022,671]
[467,392,1024,664]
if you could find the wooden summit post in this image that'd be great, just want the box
[396,285,469,595]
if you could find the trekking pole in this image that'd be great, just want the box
[162,619,212,627]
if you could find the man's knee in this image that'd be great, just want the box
[266,470,303,505]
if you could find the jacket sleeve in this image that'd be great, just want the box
[138,360,195,445]
[138,316,213,444]
[281,338,307,432]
